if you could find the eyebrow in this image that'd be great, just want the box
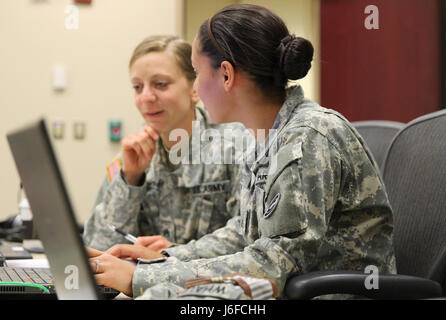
[130,73,173,82]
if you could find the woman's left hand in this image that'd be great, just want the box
[86,247,136,297]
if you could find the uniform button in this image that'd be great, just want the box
[162,229,170,238]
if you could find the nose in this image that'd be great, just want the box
[139,86,156,103]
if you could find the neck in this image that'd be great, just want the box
[160,107,196,150]
[232,86,284,143]
[241,105,281,142]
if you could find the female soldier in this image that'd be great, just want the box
[83,35,245,253]
[87,4,396,299]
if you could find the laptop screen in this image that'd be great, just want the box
[7,118,101,300]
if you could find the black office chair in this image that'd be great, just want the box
[352,120,405,173]
[285,110,446,299]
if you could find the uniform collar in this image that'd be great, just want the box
[246,85,305,172]
[271,85,305,131]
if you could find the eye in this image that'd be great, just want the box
[155,82,168,89]
[132,84,142,92]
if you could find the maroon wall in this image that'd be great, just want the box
[321,0,441,123]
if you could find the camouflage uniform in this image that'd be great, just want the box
[83,106,244,251]
[132,86,396,299]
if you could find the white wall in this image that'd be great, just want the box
[0,0,183,223]
[245,0,320,103]
[185,0,320,103]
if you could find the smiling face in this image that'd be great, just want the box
[130,50,197,136]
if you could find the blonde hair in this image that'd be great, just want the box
[129,35,196,83]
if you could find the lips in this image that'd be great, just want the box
[145,110,164,117]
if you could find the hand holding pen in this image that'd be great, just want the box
[108,225,137,244]
[108,224,171,252]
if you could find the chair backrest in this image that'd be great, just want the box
[382,110,446,290]
[353,121,405,172]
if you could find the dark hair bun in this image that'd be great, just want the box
[279,35,314,80]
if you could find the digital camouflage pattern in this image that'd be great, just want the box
[132,86,396,299]
[135,282,250,300]
[83,106,244,251]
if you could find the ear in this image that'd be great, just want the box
[190,88,200,104]
[220,61,235,92]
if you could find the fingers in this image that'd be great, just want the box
[135,236,171,252]
[105,244,144,260]
[122,131,156,161]
[147,240,172,253]
[106,243,165,260]
[92,260,135,297]
[147,241,166,252]
[144,125,159,141]
[89,258,102,274]
[93,273,106,286]
[121,127,159,185]
[88,253,122,274]
[136,131,156,160]
[86,247,103,258]
[134,235,164,247]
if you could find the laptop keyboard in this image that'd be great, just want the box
[0,267,53,285]
[0,267,118,298]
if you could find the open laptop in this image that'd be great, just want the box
[2,118,119,299]
[0,241,33,260]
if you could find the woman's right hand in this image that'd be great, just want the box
[105,244,166,261]
[134,235,172,253]
[121,125,159,186]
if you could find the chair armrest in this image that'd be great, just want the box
[284,270,442,300]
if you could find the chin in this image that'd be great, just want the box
[143,120,164,133]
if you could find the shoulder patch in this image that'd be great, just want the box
[106,157,121,182]
[264,193,281,219]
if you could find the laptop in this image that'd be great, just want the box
[3,118,119,299]
[0,241,33,260]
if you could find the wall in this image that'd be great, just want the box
[0,0,183,222]
[184,0,234,44]
[0,0,320,224]
[321,0,441,122]
[240,0,320,103]
[184,0,321,103]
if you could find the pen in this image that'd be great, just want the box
[108,225,137,244]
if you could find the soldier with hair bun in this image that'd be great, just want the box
[87,4,396,300]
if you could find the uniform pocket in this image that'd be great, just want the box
[255,186,265,218]
[179,180,231,242]
[196,196,214,238]
[259,142,308,238]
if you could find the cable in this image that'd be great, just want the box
[0,282,50,294]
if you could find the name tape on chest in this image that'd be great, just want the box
[255,174,268,184]
[191,181,229,196]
